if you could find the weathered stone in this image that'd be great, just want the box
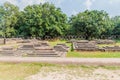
[54,45,68,52]
[103,46,120,51]
[73,42,99,51]
[26,49,61,57]
[40,42,50,46]
[34,46,53,50]
[95,40,115,44]
[17,39,31,43]
[0,40,67,57]
[2,48,13,50]
[34,44,41,47]
[56,44,69,50]
[18,44,34,50]
[0,47,15,56]
[68,39,89,43]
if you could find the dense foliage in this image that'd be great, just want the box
[112,16,120,35]
[0,2,120,39]
[69,10,114,39]
[16,3,68,38]
[0,2,19,37]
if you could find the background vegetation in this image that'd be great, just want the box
[0,2,120,39]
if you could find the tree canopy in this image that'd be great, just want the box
[112,16,120,36]
[69,10,114,39]
[16,2,68,39]
[0,1,120,40]
[0,2,19,37]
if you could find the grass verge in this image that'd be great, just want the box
[0,63,120,80]
[67,51,120,58]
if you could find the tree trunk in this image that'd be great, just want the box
[3,37,6,44]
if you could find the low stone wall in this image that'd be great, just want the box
[73,42,100,51]
[72,40,118,52]
[103,46,120,52]
[0,41,68,57]
[94,40,115,44]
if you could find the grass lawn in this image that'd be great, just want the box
[49,40,120,58]
[67,51,120,58]
[0,63,120,80]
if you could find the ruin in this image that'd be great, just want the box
[15,41,67,57]
[0,47,15,56]
[94,40,115,44]
[72,40,120,52]
[103,46,120,51]
[56,44,69,50]
[73,42,100,51]
[53,44,69,57]
[0,38,119,57]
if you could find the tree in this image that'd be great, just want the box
[69,10,114,40]
[112,16,120,36]
[16,3,68,39]
[0,2,19,44]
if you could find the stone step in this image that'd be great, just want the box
[54,45,68,52]
[18,48,34,50]
[0,51,14,56]
[26,53,60,57]
[34,50,55,53]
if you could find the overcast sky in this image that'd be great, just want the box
[0,0,120,17]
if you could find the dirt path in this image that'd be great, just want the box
[25,66,120,80]
[0,57,120,65]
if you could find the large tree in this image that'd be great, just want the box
[69,10,114,39]
[0,2,19,43]
[16,2,68,39]
[112,16,120,36]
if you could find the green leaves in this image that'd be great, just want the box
[112,16,120,36]
[0,1,118,39]
[0,2,19,37]
[69,10,113,40]
[16,2,68,38]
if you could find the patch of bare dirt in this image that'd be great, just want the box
[25,67,120,80]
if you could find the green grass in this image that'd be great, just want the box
[67,51,120,58]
